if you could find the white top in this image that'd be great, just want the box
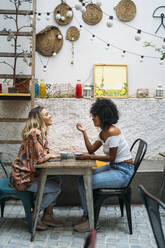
[98,134,132,163]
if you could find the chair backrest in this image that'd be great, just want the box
[127,138,147,188]
[138,185,165,248]
[83,229,96,248]
[0,160,9,178]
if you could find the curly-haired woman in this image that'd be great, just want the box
[9,106,63,230]
[74,98,134,232]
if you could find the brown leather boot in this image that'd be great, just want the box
[42,214,64,227]
[72,215,88,226]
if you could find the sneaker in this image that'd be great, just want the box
[72,215,88,226]
[73,219,90,233]
[42,214,64,227]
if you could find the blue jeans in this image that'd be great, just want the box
[77,163,134,216]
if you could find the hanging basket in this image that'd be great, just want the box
[115,0,136,22]
[82,3,103,25]
[66,26,80,41]
[54,3,73,26]
[36,25,63,57]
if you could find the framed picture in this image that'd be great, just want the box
[94,64,128,98]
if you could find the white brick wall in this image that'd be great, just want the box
[0,98,165,162]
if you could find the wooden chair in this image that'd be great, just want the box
[0,159,34,232]
[83,229,97,248]
[138,185,165,248]
[94,138,147,234]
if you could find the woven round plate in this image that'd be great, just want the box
[36,26,63,57]
[82,3,103,25]
[54,3,73,26]
[115,0,136,22]
[66,26,80,41]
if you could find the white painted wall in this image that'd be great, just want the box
[0,0,165,96]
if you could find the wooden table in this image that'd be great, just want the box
[31,159,96,241]
[159,152,165,200]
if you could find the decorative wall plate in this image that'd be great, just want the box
[82,3,103,25]
[36,26,63,57]
[54,3,73,26]
[66,26,80,41]
[115,0,136,22]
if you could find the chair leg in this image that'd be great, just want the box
[21,196,33,233]
[0,199,6,218]
[94,194,105,228]
[125,188,132,234]
[119,197,124,217]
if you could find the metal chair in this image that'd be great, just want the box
[138,185,165,248]
[83,229,96,248]
[0,159,34,233]
[94,138,147,234]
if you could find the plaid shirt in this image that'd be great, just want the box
[9,129,49,191]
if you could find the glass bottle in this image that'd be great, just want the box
[35,78,39,97]
[155,84,164,99]
[75,80,82,98]
[39,78,46,98]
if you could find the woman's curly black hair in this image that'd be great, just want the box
[90,98,119,128]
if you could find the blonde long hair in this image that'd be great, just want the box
[22,106,48,140]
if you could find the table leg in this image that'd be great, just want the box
[31,169,47,241]
[83,168,94,230]
[159,164,165,201]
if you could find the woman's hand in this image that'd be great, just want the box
[76,123,85,133]
[75,153,91,160]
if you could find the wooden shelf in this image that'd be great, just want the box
[0,74,32,79]
[0,31,33,36]
[0,93,31,100]
[0,9,33,15]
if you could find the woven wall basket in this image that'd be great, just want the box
[54,3,73,26]
[82,3,103,25]
[66,26,80,41]
[115,0,136,22]
[36,26,63,57]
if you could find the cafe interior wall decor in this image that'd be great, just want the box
[94,64,128,98]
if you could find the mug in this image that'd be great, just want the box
[60,152,68,159]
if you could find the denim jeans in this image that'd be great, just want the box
[26,175,62,210]
[77,163,134,216]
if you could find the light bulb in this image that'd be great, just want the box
[57,34,62,40]
[121,50,126,57]
[75,3,82,10]
[135,29,142,41]
[162,38,165,49]
[37,13,41,21]
[56,12,61,20]
[160,58,164,65]
[140,56,144,62]
[105,43,110,50]
[66,8,73,17]
[60,16,65,21]
[52,52,57,57]
[46,13,50,20]
[96,1,102,7]
[81,6,86,13]
[107,16,113,28]
[43,66,47,72]
[90,34,95,41]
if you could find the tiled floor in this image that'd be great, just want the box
[0,201,164,248]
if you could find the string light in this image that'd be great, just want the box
[162,38,165,49]
[90,34,95,41]
[140,55,144,62]
[135,30,142,41]
[43,65,47,72]
[105,43,110,50]
[66,7,73,17]
[81,3,86,13]
[60,16,66,21]
[96,1,102,7]
[121,50,126,57]
[57,34,62,40]
[75,3,82,11]
[52,52,57,57]
[56,11,61,20]
[106,16,113,28]
[37,13,41,20]
[160,57,164,65]
[46,12,50,20]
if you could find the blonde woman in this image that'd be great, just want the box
[9,106,63,230]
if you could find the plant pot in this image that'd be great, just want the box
[15,78,30,93]
[8,87,19,93]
